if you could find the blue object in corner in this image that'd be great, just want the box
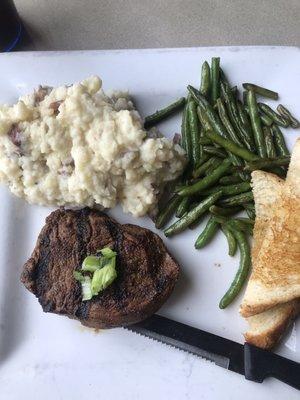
[4,21,22,52]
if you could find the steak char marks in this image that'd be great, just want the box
[21,208,180,328]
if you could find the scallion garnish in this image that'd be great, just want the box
[73,247,117,301]
[82,255,101,272]
[91,261,117,296]
[81,276,93,301]
[99,248,117,258]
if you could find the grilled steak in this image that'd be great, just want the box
[21,208,180,328]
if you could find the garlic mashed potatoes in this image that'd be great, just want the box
[0,76,185,216]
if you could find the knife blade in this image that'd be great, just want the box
[125,314,300,390]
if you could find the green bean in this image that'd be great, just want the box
[188,86,244,170]
[164,191,223,237]
[219,175,243,185]
[243,203,256,220]
[243,91,248,105]
[235,118,256,153]
[221,82,256,152]
[200,61,211,98]
[188,101,201,166]
[246,90,267,157]
[218,191,254,207]
[211,57,220,104]
[258,103,289,128]
[176,197,191,218]
[199,126,205,162]
[246,108,270,130]
[263,126,276,158]
[213,214,233,224]
[244,155,290,172]
[205,130,257,162]
[213,216,253,235]
[236,100,253,139]
[209,205,243,217]
[271,166,286,178]
[230,220,253,236]
[178,158,231,196]
[225,169,251,181]
[222,217,255,236]
[144,97,186,128]
[221,225,237,256]
[203,145,227,158]
[277,104,300,129]
[188,201,198,210]
[242,83,278,100]
[181,102,193,161]
[244,202,254,211]
[188,206,208,230]
[189,86,225,135]
[197,106,211,132]
[199,137,213,145]
[193,156,219,178]
[219,68,230,86]
[244,209,255,220]
[237,123,256,153]
[197,152,210,167]
[270,125,290,156]
[217,98,244,146]
[259,111,273,127]
[180,161,195,184]
[240,223,253,236]
[219,229,251,308]
[231,86,238,98]
[195,216,219,249]
[155,195,181,229]
[174,179,195,193]
[227,165,244,174]
[220,82,242,134]
[235,217,255,225]
[200,181,251,196]
[205,158,223,175]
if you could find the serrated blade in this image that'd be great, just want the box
[125,314,245,375]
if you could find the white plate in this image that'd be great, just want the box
[0,47,299,399]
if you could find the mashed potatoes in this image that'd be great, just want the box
[0,76,185,216]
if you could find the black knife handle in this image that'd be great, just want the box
[244,343,300,390]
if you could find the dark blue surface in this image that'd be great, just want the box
[3,22,22,52]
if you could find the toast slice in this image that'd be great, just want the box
[241,170,298,348]
[250,171,285,262]
[240,139,300,317]
[244,300,300,349]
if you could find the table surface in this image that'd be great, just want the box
[15,0,300,50]
[7,2,300,399]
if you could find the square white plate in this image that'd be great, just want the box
[0,47,299,399]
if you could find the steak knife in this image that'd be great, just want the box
[126,314,300,390]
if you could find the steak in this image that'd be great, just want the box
[21,208,180,328]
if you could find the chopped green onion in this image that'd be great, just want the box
[91,260,117,296]
[74,271,93,300]
[81,276,93,301]
[99,247,117,258]
[82,255,101,272]
[74,247,118,301]
[99,257,111,268]
[73,270,84,282]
